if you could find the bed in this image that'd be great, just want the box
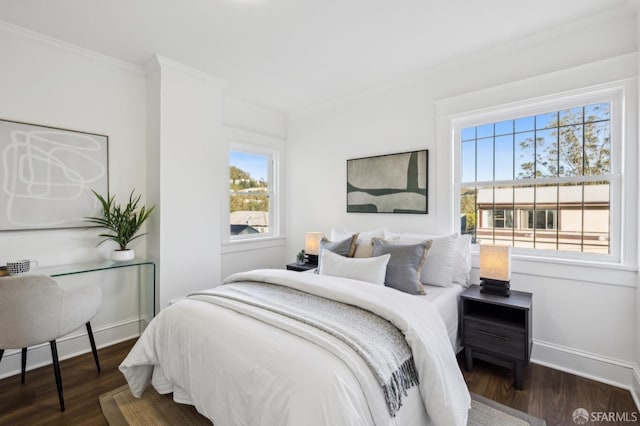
[422,282,465,350]
[120,232,472,425]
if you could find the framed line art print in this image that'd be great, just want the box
[0,119,109,231]
[347,149,428,214]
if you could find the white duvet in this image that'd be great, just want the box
[120,269,470,425]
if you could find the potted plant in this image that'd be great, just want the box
[85,189,155,261]
[296,249,306,265]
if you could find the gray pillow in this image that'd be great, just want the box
[320,234,358,258]
[371,238,431,295]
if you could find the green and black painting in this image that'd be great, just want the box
[346,150,428,214]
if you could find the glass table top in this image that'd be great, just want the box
[36,257,154,277]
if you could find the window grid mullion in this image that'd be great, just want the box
[459,98,614,257]
[462,173,615,188]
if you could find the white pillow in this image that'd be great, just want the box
[385,231,472,286]
[331,228,385,258]
[392,233,456,287]
[318,249,391,285]
[452,234,472,286]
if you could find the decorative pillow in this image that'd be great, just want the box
[371,238,431,295]
[318,249,391,285]
[331,228,385,258]
[353,239,375,258]
[320,234,358,258]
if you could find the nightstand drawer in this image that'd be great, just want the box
[464,318,526,360]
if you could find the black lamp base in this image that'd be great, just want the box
[305,254,318,265]
[480,279,511,297]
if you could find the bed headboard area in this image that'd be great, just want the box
[318,228,472,292]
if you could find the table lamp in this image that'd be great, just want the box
[304,232,323,265]
[479,244,511,296]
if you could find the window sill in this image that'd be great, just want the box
[221,236,286,254]
[471,250,637,288]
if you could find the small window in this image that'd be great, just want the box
[229,150,273,239]
[522,209,557,230]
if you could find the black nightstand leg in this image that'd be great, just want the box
[464,347,473,372]
[514,362,523,390]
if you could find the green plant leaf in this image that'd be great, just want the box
[85,189,155,250]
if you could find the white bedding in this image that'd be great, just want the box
[120,270,470,425]
[422,283,465,350]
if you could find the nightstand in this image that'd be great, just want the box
[461,284,532,390]
[286,262,317,272]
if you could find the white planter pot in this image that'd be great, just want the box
[111,249,135,262]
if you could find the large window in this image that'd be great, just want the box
[229,148,274,239]
[457,94,620,257]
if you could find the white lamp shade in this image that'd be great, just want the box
[479,244,511,282]
[304,232,324,255]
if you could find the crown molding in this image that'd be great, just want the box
[144,55,228,88]
[0,19,143,74]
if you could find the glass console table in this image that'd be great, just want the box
[37,258,156,332]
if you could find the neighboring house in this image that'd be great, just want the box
[229,211,269,234]
[230,224,260,235]
[475,185,609,253]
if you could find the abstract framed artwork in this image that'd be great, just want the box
[0,119,109,231]
[347,150,428,214]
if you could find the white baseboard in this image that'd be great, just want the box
[532,339,640,410]
[0,317,142,380]
[632,367,640,412]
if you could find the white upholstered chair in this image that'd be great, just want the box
[0,274,102,411]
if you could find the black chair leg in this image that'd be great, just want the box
[21,348,27,384]
[0,349,4,362]
[86,322,100,372]
[49,340,65,412]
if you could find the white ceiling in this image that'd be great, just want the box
[0,0,634,112]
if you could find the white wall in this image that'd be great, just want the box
[0,24,287,377]
[0,24,148,377]
[286,8,640,397]
[144,62,287,306]
[0,24,148,264]
[635,7,640,406]
[223,96,285,139]
[146,56,226,308]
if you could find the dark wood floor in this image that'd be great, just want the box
[0,340,132,425]
[459,355,638,426]
[0,338,637,425]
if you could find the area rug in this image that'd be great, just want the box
[100,385,546,425]
[469,393,546,426]
[99,385,212,426]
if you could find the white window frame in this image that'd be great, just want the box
[452,85,626,264]
[222,127,284,252]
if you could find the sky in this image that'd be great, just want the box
[230,151,269,181]
[460,102,610,183]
